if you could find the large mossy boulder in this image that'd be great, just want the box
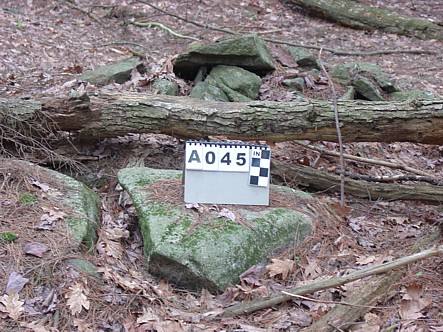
[1,159,100,250]
[118,167,314,292]
[190,65,262,102]
[174,34,275,79]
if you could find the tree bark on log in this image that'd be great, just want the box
[271,160,443,202]
[1,94,443,144]
[287,0,443,41]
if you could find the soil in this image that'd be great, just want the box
[0,0,442,331]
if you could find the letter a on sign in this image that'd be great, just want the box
[188,150,201,163]
[185,143,203,170]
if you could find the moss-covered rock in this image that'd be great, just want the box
[340,86,355,100]
[331,62,400,93]
[2,159,100,251]
[282,77,306,91]
[289,47,320,69]
[152,79,179,96]
[46,172,100,251]
[68,259,100,278]
[390,90,439,101]
[174,34,275,79]
[189,81,229,101]
[190,65,262,102]
[352,75,384,101]
[79,58,145,86]
[331,64,352,85]
[205,65,262,101]
[118,167,313,292]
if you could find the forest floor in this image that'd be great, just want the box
[1,0,443,331]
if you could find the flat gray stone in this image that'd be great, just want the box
[289,47,320,69]
[79,58,145,86]
[118,167,313,292]
[353,75,384,101]
[174,34,275,79]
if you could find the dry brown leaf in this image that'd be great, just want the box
[21,320,55,332]
[218,208,236,222]
[349,312,381,332]
[239,263,264,286]
[137,307,160,324]
[6,271,29,294]
[153,320,186,332]
[73,318,93,332]
[199,288,215,310]
[300,257,322,279]
[96,237,124,259]
[399,284,432,321]
[30,178,50,192]
[355,255,376,266]
[0,292,24,320]
[24,242,49,258]
[266,258,295,280]
[37,207,67,230]
[64,283,90,315]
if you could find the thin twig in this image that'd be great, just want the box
[59,0,101,23]
[318,49,345,207]
[264,39,438,56]
[97,41,145,49]
[130,21,200,41]
[281,292,396,309]
[341,171,442,186]
[293,141,435,177]
[221,244,443,317]
[327,323,346,332]
[138,0,237,36]
[137,0,437,56]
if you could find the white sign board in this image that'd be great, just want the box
[184,141,271,205]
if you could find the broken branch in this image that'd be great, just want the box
[221,245,443,316]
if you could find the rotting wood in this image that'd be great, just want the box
[287,0,443,41]
[271,160,443,202]
[1,94,443,144]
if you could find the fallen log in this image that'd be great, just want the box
[287,0,443,41]
[1,94,443,144]
[271,160,443,202]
